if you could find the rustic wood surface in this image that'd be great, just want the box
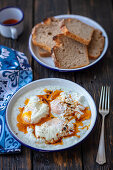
[0,0,113,169]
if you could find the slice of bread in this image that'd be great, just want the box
[61,18,94,45]
[52,34,89,69]
[88,29,105,59]
[38,47,51,57]
[32,17,63,53]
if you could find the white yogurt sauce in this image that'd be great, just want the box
[11,86,91,150]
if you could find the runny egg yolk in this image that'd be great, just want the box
[22,111,32,122]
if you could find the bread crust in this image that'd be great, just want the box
[32,17,62,53]
[43,17,56,24]
[32,23,52,53]
[53,34,64,47]
[38,47,51,57]
[51,47,61,68]
[61,19,94,45]
[88,29,105,59]
[88,39,105,59]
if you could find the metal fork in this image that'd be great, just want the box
[96,86,110,165]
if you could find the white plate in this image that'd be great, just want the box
[6,78,97,152]
[29,14,108,72]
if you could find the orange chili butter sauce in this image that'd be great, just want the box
[74,108,91,136]
[16,89,91,144]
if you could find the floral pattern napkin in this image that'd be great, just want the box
[0,45,32,153]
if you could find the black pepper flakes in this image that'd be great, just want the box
[63,127,66,131]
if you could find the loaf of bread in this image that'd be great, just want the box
[61,18,94,45]
[32,17,63,53]
[88,29,105,59]
[52,34,89,69]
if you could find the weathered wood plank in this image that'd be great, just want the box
[0,0,33,170]
[33,0,83,170]
[70,0,113,169]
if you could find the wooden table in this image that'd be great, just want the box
[0,0,113,169]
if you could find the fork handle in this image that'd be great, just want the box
[96,115,106,165]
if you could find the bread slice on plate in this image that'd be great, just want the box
[88,29,105,59]
[32,17,63,53]
[61,18,94,45]
[38,47,51,57]
[52,34,89,69]
[32,43,51,57]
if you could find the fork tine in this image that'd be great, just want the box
[102,86,105,110]
[108,87,110,111]
[99,86,103,110]
[105,86,108,110]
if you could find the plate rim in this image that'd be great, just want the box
[29,14,108,72]
[6,78,97,152]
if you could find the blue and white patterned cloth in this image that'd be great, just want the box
[0,45,32,154]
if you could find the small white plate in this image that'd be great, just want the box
[6,78,97,152]
[29,14,108,72]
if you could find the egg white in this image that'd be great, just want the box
[22,96,49,124]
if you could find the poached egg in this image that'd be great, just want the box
[35,118,76,144]
[22,96,49,124]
